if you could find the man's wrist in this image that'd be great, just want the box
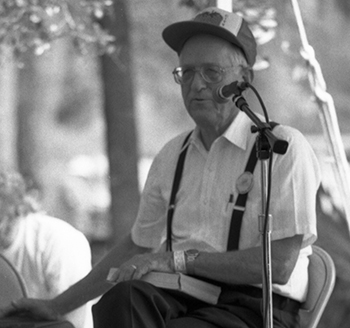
[184,249,200,275]
[173,250,187,273]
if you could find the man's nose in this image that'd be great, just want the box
[190,71,207,89]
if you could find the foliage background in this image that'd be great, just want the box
[0,0,350,326]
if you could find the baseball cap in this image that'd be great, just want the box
[162,7,257,67]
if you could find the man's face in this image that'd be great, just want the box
[179,34,245,135]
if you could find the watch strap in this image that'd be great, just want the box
[185,249,199,275]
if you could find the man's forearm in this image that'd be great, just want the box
[190,235,303,286]
[52,233,150,315]
[51,270,112,315]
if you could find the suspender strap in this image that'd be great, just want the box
[166,132,192,252]
[165,122,279,252]
[227,122,279,251]
[226,144,258,251]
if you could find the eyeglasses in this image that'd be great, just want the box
[172,65,239,85]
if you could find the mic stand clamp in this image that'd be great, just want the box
[234,95,288,155]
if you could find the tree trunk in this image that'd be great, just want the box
[101,0,140,244]
[16,44,67,193]
[0,54,17,168]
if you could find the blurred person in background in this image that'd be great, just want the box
[0,167,93,328]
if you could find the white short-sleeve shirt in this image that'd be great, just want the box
[132,111,321,301]
[2,213,93,328]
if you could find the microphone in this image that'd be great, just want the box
[213,81,249,103]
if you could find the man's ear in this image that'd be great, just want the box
[242,67,254,83]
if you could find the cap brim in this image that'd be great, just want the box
[162,21,254,66]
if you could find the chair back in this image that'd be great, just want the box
[0,254,27,308]
[0,254,74,327]
[299,245,336,328]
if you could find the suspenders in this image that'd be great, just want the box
[166,123,279,252]
[166,132,192,252]
[226,122,279,250]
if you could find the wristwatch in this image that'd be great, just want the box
[185,249,199,275]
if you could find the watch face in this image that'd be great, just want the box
[186,249,199,261]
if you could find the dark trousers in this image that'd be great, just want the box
[92,280,301,328]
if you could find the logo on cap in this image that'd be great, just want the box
[194,11,224,27]
[162,7,255,66]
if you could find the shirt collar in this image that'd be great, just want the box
[189,111,258,151]
[222,111,254,151]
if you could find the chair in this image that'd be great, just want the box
[299,245,336,328]
[0,253,28,309]
[0,254,74,327]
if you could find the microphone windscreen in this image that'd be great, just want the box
[212,86,230,104]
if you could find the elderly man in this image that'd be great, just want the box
[0,7,320,328]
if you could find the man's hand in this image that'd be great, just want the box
[107,252,174,284]
[0,298,61,321]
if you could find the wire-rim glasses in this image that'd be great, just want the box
[172,65,239,85]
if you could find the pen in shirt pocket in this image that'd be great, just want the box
[226,193,234,211]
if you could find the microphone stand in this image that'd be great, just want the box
[232,93,288,328]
